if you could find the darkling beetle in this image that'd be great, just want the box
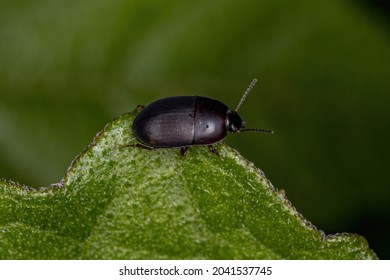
[132,79,273,156]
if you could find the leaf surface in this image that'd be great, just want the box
[0,110,377,259]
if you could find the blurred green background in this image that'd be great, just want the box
[1,0,389,258]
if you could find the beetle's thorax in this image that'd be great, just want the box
[226,110,244,133]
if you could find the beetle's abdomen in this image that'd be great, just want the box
[132,96,197,147]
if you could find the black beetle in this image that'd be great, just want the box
[132,79,273,156]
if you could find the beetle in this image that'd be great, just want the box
[132,79,273,156]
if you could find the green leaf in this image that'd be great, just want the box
[0,110,377,259]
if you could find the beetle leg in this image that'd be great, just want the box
[207,145,219,155]
[121,143,154,150]
[135,143,154,150]
[180,147,189,157]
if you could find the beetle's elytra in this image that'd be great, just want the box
[132,79,273,156]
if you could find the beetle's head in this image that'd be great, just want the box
[226,110,244,133]
[227,78,274,135]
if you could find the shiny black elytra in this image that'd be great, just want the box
[132,79,273,156]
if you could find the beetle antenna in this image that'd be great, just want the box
[235,78,258,112]
[239,128,274,134]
